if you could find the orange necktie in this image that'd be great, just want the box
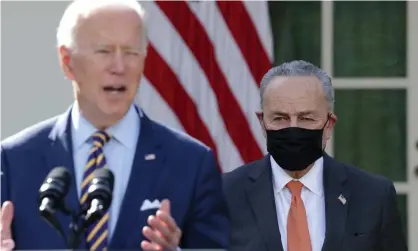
[287,180,312,251]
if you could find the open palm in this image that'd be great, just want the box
[1,201,15,251]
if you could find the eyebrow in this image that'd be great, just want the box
[93,44,141,50]
[298,110,316,116]
[272,110,316,116]
[93,43,111,48]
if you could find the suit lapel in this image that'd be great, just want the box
[321,154,350,251]
[109,113,165,248]
[46,107,86,248]
[246,156,283,251]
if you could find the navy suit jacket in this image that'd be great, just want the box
[223,154,407,251]
[1,107,229,249]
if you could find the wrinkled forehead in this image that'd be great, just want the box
[263,76,327,115]
[74,6,144,48]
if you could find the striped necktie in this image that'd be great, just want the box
[80,130,111,251]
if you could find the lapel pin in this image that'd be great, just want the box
[338,194,346,205]
[145,153,156,160]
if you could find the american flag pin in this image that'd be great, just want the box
[145,154,156,160]
[338,194,346,205]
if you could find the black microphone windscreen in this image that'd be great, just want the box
[47,166,70,181]
[38,167,71,246]
[40,166,71,200]
[93,168,114,191]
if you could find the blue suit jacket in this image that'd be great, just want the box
[1,107,229,249]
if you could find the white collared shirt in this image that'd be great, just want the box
[71,101,140,240]
[270,156,326,251]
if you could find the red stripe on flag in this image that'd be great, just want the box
[156,1,263,163]
[144,44,221,168]
[217,1,271,85]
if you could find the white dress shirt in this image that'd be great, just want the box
[71,101,140,240]
[270,156,326,251]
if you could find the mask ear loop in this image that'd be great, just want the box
[322,113,331,130]
[259,112,267,131]
[321,113,332,152]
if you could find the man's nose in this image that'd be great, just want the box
[289,117,299,127]
[110,49,126,74]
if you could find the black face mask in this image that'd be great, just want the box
[265,117,329,172]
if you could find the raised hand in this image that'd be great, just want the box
[141,199,182,251]
[1,201,15,251]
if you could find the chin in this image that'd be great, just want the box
[101,103,131,118]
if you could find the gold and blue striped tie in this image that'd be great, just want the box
[80,130,111,250]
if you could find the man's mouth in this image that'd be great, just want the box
[103,85,127,93]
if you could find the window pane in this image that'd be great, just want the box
[333,89,406,181]
[333,1,406,77]
[269,1,321,66]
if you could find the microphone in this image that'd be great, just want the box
[68,168,114,249]
[39,166,71,216]
[38,166,71,245]
[82,168,114,229]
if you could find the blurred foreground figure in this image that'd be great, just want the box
[0,0,229,250]
[223,60,407,251]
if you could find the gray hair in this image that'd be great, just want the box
[56,0,148,52]
[259,60,334,111]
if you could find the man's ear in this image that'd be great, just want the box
[255,111,267,138]
[58,45,75,80]
[324,112,337,140]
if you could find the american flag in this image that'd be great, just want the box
[136,1,273,172]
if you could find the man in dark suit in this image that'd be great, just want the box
[0,0,229,250]
[223,60,407,251]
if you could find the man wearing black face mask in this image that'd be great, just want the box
[223,60,407,251]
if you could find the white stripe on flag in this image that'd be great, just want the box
[136,77,184,132]
[242,1,274,61]
[141,1,244,171]
[188,1,266,154]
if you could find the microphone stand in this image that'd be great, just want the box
[39,201,69,248]
[40,211,69,246]
[68,211,83,250]
[61,205,85,250]
[67,205,101,250]
[41,202,106,250]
